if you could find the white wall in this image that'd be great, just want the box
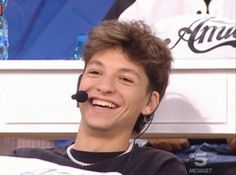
[0,59,235,138]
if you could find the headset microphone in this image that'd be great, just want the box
[71,91,88,103]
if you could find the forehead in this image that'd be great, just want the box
[86,49,146,75]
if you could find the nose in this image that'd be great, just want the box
[96,76,115,94]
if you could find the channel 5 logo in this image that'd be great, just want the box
[189,152,208,167]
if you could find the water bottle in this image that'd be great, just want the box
[73,34,87,60]
[0,0,8,60]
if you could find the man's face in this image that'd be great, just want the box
[79,48,157,136]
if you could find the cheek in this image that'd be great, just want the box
[123,88,147,110]
[79,79,93,90]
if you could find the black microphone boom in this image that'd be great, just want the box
[71,91,88,103]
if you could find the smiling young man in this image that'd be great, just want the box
[12,20,187,175]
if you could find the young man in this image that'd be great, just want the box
[12,20,187,175]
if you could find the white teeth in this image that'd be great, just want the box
[92,99,116,109]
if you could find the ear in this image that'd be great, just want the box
[141,91,160,115]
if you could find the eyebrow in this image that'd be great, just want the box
[118,68,141,81]
[87,60,142,80]
[87,60,103,67]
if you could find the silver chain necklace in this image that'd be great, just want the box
[66,142,134,166]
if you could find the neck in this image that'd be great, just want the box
[66,141,134,166]
[73,128,131,152]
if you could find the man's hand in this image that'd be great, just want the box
[147,138,190,152]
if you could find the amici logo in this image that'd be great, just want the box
[166,16,236,53]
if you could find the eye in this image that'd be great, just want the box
[88,70,100,75]
[119,76,134,84]
[84,68,102,78]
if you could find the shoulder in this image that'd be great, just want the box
[132,145,187,174]
[11,147,64,161]
[134,144,179,159]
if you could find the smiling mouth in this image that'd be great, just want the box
[91,99,118,109]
